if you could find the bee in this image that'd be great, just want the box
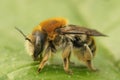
[15,18,106,74]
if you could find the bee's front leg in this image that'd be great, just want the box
[62,42,73,74]
[38,48,51,73]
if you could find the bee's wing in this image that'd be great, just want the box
[58,24,107,37]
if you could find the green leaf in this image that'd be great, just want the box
[0,0,120,80]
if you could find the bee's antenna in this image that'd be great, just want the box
[15,27,32,43]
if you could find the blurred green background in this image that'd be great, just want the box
[0,0,120,80]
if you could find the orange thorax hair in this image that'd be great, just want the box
[32,18,68,40]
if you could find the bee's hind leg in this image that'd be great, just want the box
[84,44,98,71]
[85,60,98,71]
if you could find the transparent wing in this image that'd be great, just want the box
[56,24,107,37]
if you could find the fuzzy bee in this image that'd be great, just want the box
[15,18,106,74]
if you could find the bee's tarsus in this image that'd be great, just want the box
[38,68,41,73]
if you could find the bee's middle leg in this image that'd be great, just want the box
[62,46,73,74]
[68,52,74,65]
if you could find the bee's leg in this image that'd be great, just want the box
[85,60,98,71]
[84,44,93,60]
[63,52,73,74]
[83,44,97,71]
[32,54,43,61]
[68,52,74,65]
[62,42,73,74]
[38,48,51,73]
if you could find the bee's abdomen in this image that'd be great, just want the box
[72,36,85,48]
[72,36,96,56]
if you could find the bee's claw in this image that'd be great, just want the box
[90,68,99,72]
[65,69,73,75]
[38,68,41,73]
[70,61,75,66]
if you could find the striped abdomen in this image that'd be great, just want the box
[72,35,96,56]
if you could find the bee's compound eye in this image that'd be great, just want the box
[33,31,47,60]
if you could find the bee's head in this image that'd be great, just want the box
[25,31,47,61]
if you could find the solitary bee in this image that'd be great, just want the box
[15,18,106,74]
